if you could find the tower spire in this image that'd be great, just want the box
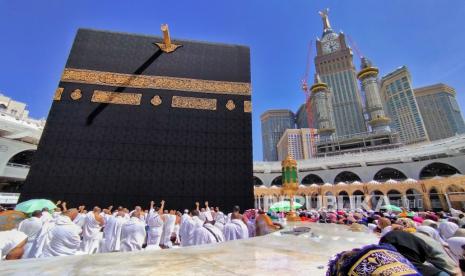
[318,8,332,32]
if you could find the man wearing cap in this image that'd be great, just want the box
[0,229,28,260]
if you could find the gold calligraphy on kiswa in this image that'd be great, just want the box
[61,68,251,96]
[91,90,142,105]
[171,96,217,111]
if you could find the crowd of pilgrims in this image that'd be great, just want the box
[2,201,465,275]
[1,201,280,260]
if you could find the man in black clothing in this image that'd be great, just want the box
[380,230,459,276]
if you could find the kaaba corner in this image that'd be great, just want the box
[20,26,254,211]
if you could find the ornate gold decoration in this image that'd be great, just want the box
[369,116,391,126]
[91,90,142,105]
[154,24,182,53]
[171,96,216,111]
[53,88,64,101]
[281,155,300,221]
[61,68,251,96]
[70,89,82,100]
[310,83,329,94]
[151,95,162,106]
[244,101,252,113]
[226,100,235,111]
[318,8,332,31]
[357,67,379,80]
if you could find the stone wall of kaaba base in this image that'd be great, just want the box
[20,29,254,211]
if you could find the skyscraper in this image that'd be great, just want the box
[295,104,309,128]
[380,66,429,144]
[277,128,317,161]
[314,9,367,137]
[414,83,465,141]
[260,110,295,161]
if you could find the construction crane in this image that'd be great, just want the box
[301,40,313,127]
[300,40,317,156]
[347,35,363,59]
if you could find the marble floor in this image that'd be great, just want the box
[2,222,379,276]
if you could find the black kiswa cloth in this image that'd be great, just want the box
[66,28,250,82]
[20,28,253,211]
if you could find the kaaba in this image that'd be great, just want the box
[20,27,253,211]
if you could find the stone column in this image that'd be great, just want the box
[422,192,432,210]
[401,195,409,209]
[349,194,355,210]
[445,194,452,211]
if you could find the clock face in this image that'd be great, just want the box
[321,32,338,43]
[322,39,341,54]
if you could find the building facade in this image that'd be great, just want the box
[380,66,429,144]
[277,128,317,161]
[314,10,367,137]
[414,83,465,141]
[0,94,44,198]
[261,110,295,161]
[295,104,309,128]
[253,134,465,211]
[0,94,29,119]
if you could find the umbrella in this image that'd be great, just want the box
[14,199,57,214]
[269,201,302,212]
[0,210,27,231]
[381,204,402,212]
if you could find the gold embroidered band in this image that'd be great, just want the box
[171,96,216,110]
[91,90,142,105]
[244,101,252,113]
[53,88,64,101]
[61,68,251,96]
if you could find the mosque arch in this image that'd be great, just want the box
[429,188,442,210]
[419,162,460,179]
[271,176,282,186]
[7,150,35,166]
[334,171,362,183]
[387,189,402,206]
[406,188,422,210]
[338,190,350,209]
[301,174,324,185]
[253,176,263,186]
[352,190,365,207]
[446,184,465,193]
[370,190,384,210]
[373,168,407,182]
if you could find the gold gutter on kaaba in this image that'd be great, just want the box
[61,68,251,96]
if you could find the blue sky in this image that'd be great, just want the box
[1,0,465,161]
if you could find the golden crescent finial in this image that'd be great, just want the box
[318,8,331,31]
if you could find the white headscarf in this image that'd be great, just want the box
[422,219,438,229]
[446,237,465,262]
[0,230,27,259]
[438,222,459,240]
[417,225,444,244]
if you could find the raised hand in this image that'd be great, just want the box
[160,200,165,205]
[205,201,209,207]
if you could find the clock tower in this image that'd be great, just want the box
[314,9,367,137]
